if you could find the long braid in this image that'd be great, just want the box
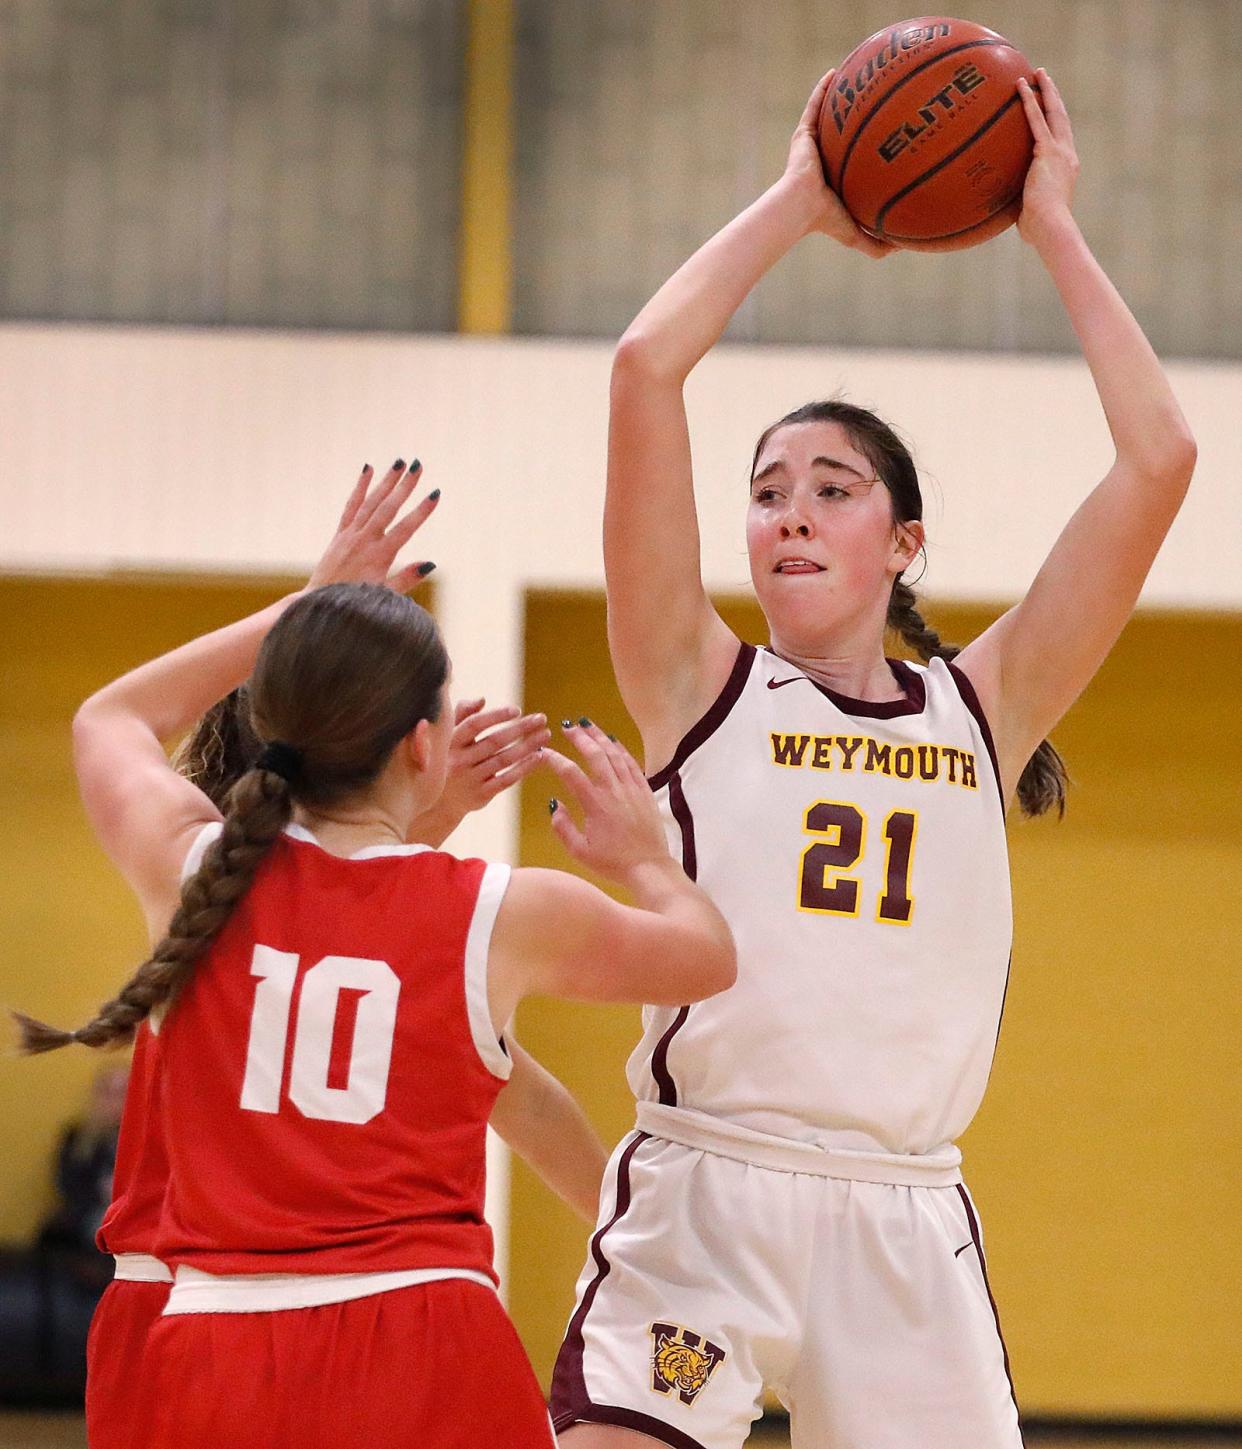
[14,766,292,1054]
[887,580,1068,819]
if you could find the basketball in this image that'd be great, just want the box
[817,16,1037,252]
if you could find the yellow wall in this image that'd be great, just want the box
[0,575,299,1241]
[510,590,1242,1419]
[4,577,1237,1416]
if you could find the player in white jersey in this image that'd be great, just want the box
[551,68,1196,1449]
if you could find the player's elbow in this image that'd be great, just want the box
[612,329,685,388]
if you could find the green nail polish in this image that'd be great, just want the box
[607,734,617,742]
[578,716,592,728]
[416,561,436,577]
[548,798,558,814]
[428,487,441,501]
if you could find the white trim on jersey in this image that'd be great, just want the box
[463,862,514,1081]
[113,1252,173,1283]
[162,1263,495,1314]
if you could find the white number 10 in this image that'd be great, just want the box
[240,944,401,1125]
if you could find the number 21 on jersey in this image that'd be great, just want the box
[798,801,919,924]
[240,946,401,1124]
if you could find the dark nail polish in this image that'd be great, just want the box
[393,457,405,471]
[410,458,421,472]
[607,734,617,742]
[548,798,558,814]
[428,488,441,502]
[417,561,436,577]
[560,719,572,729]
[362,462,371,473]
[578,716,592,728]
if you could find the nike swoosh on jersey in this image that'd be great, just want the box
[766,676,809,690]
[954,1241,976,1258]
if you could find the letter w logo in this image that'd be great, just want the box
[771,733,810,767]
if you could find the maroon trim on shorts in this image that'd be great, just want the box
[955,1185,1019,1413]
[647,642,756,793]
[551,1135,661,1428]
[763,648,928,719]
[553,1403,712,1449]
[945,661,1005,812]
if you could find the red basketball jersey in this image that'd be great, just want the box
[97,1021,169,1256]
[155,824,512,1279]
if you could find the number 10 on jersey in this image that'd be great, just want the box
[798,802,918,924]
[241,946,401,1124]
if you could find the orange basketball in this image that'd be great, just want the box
[816,17,1036,252]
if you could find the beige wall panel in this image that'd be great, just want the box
[510,591,1241,1416]
[513,0,1242,359]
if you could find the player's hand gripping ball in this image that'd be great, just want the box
[816,16,1037,251]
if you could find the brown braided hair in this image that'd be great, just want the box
[751,400,1068,818]
[170,686,260,811]
[16,583,449,1054]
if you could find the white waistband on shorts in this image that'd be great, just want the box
[113,1253,173,1283]
[163,1265,496,1315]
[635,1101,963,1187]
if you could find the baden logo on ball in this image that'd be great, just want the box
[816,15,1038,252]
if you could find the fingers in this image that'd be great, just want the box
[352,458,408,530]
[454,703,519,745]
[561,719,625,787]
[384,486,441,554]
[369,460,425,534]
[799,68,835,132]
[541,747,593,804]
[1034,67,1074,144]
[548,796,589,860]
[478,747,545,801]
[1017,75,1052,145]
[337,464,373,530]
[463,713,550,768]
[387,559,436,593]
[454,698,486,726]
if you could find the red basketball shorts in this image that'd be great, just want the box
[86,1278,172,1449]
[143,1278,554,1449]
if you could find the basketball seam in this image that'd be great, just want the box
[874,92,1026,239]
[835,38,1009,199]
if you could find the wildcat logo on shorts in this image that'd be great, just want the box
[649,1321,727,1407]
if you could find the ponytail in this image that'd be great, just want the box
[14,764,293,1054]
[887,579,1068,819]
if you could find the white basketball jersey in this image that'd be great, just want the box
[628,643,1012,1160]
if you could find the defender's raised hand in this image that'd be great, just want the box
[543,721,671,883]
[445,699,551,813]
[307,459,440,594]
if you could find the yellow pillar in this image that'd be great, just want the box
[459,0,514,334]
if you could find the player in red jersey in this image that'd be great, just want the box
[87,678,561,1449]
[18,458,734,1449]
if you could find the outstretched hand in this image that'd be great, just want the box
[785,70,896,260]
[442,699,551,816]
[307,459,440,595]
[1016,69,1079,249]
[543,721,671,882]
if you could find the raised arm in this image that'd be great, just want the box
[954,73,1197,800]
[73,461,438,931]
[607,72,891,767]
[487,723,735,1023]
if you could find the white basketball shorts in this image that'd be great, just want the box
[551,1119,1022,1449]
